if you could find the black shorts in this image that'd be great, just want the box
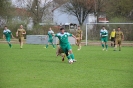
[111,37,115,41]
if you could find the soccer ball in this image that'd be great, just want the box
[69,59,73,64]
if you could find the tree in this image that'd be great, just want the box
[105,0,133,18]
[62,0,94,26]
[0,0,11,17]
[17,0,52,24]
[94,0,107,22]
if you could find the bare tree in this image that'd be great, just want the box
[94,0,107,22]
[62,0,94,26]
[17,0,53,24]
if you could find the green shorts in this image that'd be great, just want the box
[60,43,72,53]
[48,39,53,43]
[101,37,108,42]
[6,37,11,42]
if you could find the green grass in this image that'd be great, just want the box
[0,44,133,88]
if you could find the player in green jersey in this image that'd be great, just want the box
[55,28,77,64]
[100,26,108,51]
[3,26,14,48]
[45,27,55,49]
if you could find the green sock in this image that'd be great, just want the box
[67,55,71,60]
[52,44,55,48]
[8,42,11,48]
[106,45,108,49]
[102,44,104,48]
[70,54,75,60]
[119,47,121,51]
[46,45,48,48]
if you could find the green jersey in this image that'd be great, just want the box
[55,32,72,46]
[48,30,54,39]
[3,29,11,38]
[100,29,108,38]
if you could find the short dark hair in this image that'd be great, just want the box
[4,26,7,27]
[102,26,105,27]
[60,28,65,30]
[118,27,120,28]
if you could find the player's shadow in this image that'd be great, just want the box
[29,58,67,64]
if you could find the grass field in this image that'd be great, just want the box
[0,44,133,88]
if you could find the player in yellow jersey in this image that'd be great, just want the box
[114,27,124,51]
[110,29,116,47]
[75,26,82,50]
[16,25,26,49]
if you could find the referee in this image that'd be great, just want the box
[110,29,116,47]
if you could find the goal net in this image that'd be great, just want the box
[85,23,133,45]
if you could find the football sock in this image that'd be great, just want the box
[9,44,12,48]
[119,47,121,51]
[102,44,104,48]
[52,44,55,48]
[46,45,48,48]
[67,55,71,60]
[106,44,108,49]
[70,54,75,60]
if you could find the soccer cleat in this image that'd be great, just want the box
[44,47,46,48]
[102,48,105,51]
[113,50,116,51]
[9,44,12,48]
[77,49,80,51]
[73,59,77,62]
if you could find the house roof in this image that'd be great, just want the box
[98,18,109,23]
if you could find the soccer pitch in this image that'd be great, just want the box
[0,44,133,88]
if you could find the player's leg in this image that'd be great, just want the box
[118,40,122,51]
[20,37,24,49]
[67,44,76,62]
[45,40,50,48]
[114,39,118,51]
[77,38,81,50]
[101,38,105,50]
[51,39,55,49]
[111,37,113,47]
[113,39,115,47]
[6,37,12,48]
[56,44,60,56]
[105,37,108,51]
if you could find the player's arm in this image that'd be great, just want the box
[11,33,14,38]
[16,30,18,37]
[80,31,83,40]
[122,32,124,40]
[72,34,77,40]
[22,30,26,34]
[109,32,112,39]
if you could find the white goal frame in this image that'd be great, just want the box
[85,23,133,45]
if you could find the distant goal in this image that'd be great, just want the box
[85,23,133,45]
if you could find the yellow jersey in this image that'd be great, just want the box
[110,31,116,38]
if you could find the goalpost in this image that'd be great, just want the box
[85,23,133,46]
